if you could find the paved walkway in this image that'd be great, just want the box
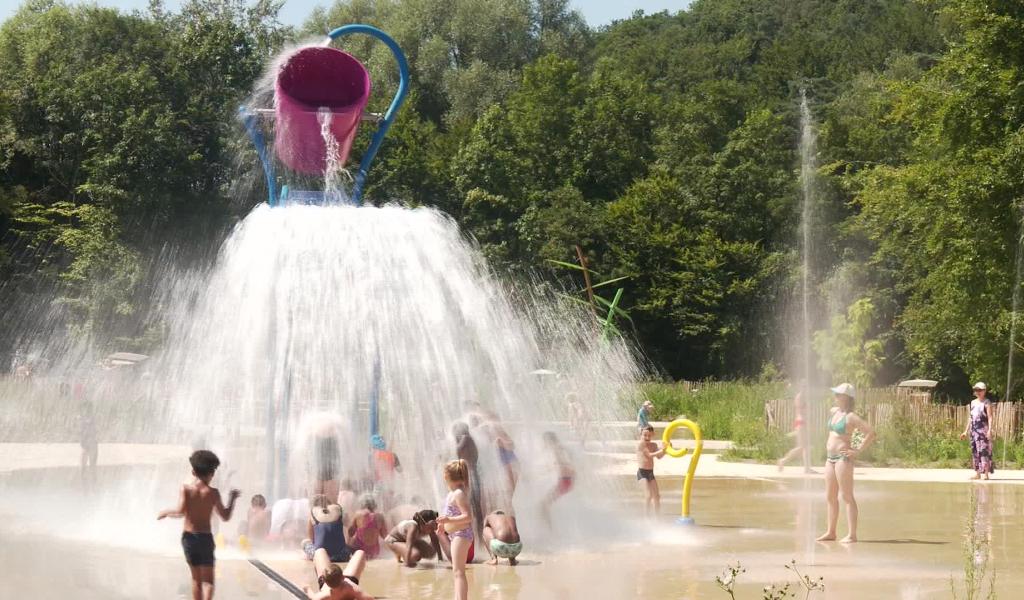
[594,448,1024,484]
[0,443,187,473]
[4,441,1023,485]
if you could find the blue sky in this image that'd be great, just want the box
[1,1,689,28]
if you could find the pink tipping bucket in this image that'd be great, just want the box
[274,46,371,175]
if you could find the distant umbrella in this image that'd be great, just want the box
[897,379,938,388]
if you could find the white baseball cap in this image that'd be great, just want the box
[973,382,987,390]
[830,383,856,398]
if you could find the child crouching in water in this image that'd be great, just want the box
[436,459,473,600]
[158,450,240,600]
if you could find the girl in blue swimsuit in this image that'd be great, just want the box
[818,383,876,544]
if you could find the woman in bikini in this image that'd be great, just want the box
[817,383,875,543]
[347,494,388,559]
[436,459,474,600]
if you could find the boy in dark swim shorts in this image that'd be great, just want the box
[636,425,669,518]
[158,450,240,600]
[303,548,375,600]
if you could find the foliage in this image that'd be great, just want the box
[641,381,783,441]
[714,560,824,600]
[2,0,1022,395]
[812,298,885,386]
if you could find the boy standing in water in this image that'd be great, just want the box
[636,425,669,517]
[158,450,241,600]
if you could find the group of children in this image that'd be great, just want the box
[159,405,573,600]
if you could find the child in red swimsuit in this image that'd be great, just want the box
[540,431,575,526]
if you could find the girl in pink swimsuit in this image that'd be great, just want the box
[347,493,388,559]
[436,459,473,600]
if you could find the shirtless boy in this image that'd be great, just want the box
[158,450,240,600]
[482,510,522,566]
[636,425,669,517]
[303,548,375,600]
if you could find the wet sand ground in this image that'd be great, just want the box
[3,472,1022,598]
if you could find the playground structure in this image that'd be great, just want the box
[238,24,408,497]
[240,24,410,206]
[662,418,703,524]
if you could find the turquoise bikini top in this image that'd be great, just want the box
[829,412,848,435]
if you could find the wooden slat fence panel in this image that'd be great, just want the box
[764,386,1022,439]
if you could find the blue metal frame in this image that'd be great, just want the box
[239,24,409,207]
[240,107,279,206]
[326,25,410,204]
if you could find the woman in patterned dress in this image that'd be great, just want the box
[960,382,995,480]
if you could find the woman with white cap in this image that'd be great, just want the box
[959,382,994,480]
[817,382,876,543]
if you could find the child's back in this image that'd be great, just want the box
[158,450,239,600]
[183,481,221,533]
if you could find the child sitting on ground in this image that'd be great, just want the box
[636,425,670,517]
[239,494,271,542]
[303,494,351,562]
[347,493,388,559]
[157,450,240,600]
[384,509,442,567]
[482,510,522,566]
[302,548,375,600]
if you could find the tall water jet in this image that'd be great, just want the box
[798,89,817,394]
[796,88,819,564]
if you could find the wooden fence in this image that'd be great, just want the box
[764,386,1023,439]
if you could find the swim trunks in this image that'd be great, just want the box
[318,575,360,588]
[489,539,523,559]
[636,468,655,481]
[182,531,215,567]
[556,476,574,496]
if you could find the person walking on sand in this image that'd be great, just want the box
[539,431,575,527]
[778,392,814,473]
[817,383,875,544]
[157,450,241,600]
[636,400,653,434]
[960,382,995,480]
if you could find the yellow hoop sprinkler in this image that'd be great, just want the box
[661,418,703,525]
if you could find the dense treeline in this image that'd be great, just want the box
[1,0,1022,394]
